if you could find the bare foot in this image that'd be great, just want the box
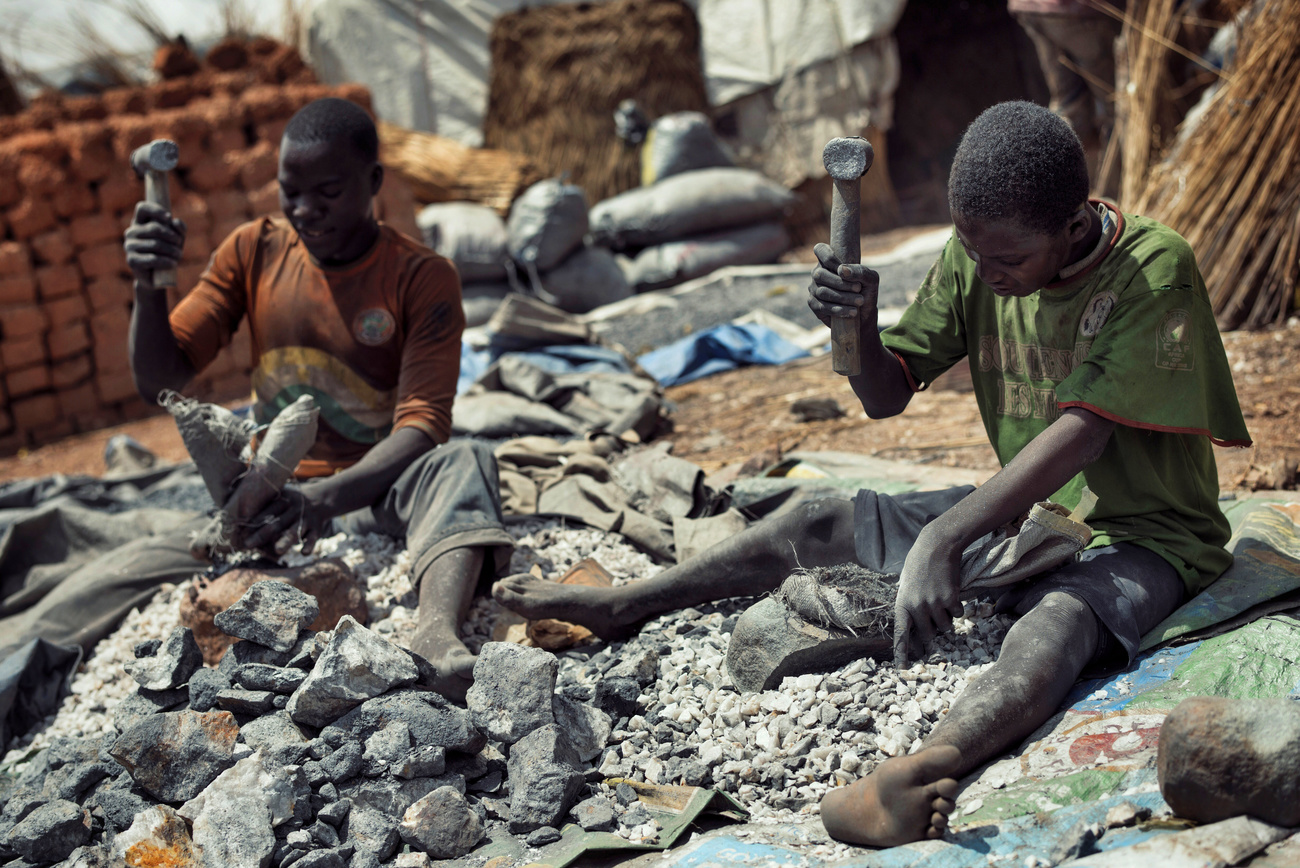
[409,621,477,703]
[491,573,627,639]
[820,745,962,847]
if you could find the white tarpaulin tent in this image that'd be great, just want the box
[305,0,904,184]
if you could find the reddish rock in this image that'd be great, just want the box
[180,558,368,665]
[1158,696,1300,827]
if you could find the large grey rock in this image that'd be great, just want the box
[551,694,612,762]
[59,844,114,867]
[84,781,150,833]
[214,581,320,652]
[238,712,311,757]
[179,752,306,868]
[466,643,558,744]
[111,805,195,864]
[361,720,410,778]
[571,796,616,832]
[1159,696,1300,826]
[593,677,641,720]
[230,663,308,694]
[506,725,585,833]
[607,648,660,686]
[321,741,363,784]
[7,799,91,863]
[343,805,400,860]
[322,690,484,755]
[216,636,302,678]
[287,616,418,727]
[395,745,446,780]
[33,739,115,804]
[113,685,189,731]
[126,626,203,691]
[188,667,231,712]
[399,785,484,858]
[216,688,277,715]
[109,709,240,803]
[342,774,464,817]
[295,849,349,868]
[725,597,891,693]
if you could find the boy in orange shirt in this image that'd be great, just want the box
[125,98,512,698]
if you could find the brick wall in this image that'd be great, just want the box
[0,40,413,455]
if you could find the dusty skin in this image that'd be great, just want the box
[410,547,484,702]
[820,745,962,846]
[491,573,628,640]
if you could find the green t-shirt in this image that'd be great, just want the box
[881,212,1251,595]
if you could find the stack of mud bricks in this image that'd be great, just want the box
[0,38,375,454]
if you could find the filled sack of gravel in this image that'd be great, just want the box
[511,244,632,315]
[589,167,796,251]
[417,202,510,283]
[625,221,791,291]
[641,111,733,185]
[462,280,512,327]
[507,178,590,273]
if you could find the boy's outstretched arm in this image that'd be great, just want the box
[808,243,914,418]
[894,407,1116,665]
[125,201,197,400]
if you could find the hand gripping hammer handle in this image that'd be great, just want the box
[822,136,874,377]
[130,139,180,289]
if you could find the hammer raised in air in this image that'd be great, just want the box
[130,139,180,289]
[822,136,874,377]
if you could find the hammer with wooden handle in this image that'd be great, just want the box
[129,139,180,289]
[822,136,874,377]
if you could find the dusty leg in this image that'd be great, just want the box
[410,546,484,702]
[492,499,859,637]
[821,591,1100,846]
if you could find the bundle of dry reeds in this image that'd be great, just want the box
[482,0,709,204]
[377,121,540,215]
[1136,0,1300,329]
[1115,0,1181,207]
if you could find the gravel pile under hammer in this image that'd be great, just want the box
[3,516,1012,862]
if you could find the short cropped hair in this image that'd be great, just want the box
[948,101,1090,235]
[283,98,379,163]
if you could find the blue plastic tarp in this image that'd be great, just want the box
[636,323,810,387]
[458,343,635,395]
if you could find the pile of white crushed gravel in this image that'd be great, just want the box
[3,517,1012,831]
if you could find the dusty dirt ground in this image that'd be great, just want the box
[660,319,1300,495]
[1,320,1296,495]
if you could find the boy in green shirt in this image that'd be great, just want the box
[493,101,1249,845]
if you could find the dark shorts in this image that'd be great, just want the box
[849,488,1187,676]
[994,543,1186,677]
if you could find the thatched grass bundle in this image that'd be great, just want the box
[378,121,541,215]
[482,0,710,204]
[1135,0,1300,329]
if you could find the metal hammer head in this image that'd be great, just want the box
[130,139,179,177]
[822,136,874,182]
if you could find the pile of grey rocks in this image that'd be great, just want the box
[0,580,635,867]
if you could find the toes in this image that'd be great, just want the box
[932,795,956,816]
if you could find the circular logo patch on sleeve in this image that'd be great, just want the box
[353,308,396,346]
[1078,290,1117,338]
